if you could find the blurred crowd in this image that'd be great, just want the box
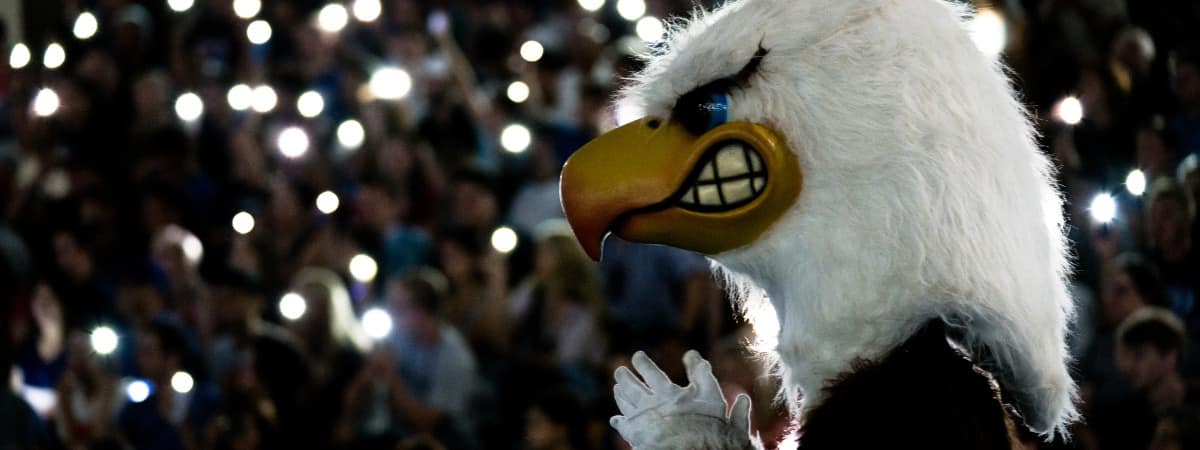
[0,0,1196,449]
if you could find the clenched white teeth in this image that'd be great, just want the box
[678,142,767,210]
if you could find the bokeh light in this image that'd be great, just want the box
[227,84,253,111]
[316,191,340,214]
[1125,169,1147,197]
[317,3,350,33]
[277,126,310,159]
[73,12,99,40]
[491,226,519,254]
[616,0,646,21]
[506,81,530,103]
[1055,96,1083,125]
[636,16,664,42]
[232,211,255,234]
[500,124,532,153]
[32,88,60,117]
[349,254,378,282]
[297,90,325,118]
[519,40,544,62]
[90,326,119,355]
[233,0,261,19]
[247,20,272,45]
[43,43,66,69]
[337,119,365,150]
[126,380,152,403]
[353,0,382,22]
[167,0,194,13]
[362,307,392,340]
[279,292,307,320]
[9,43,30,69]
[1089,193,1117,224]
[369,67,412,100]
[174,92,204,122]
[578,0,604,12]
[969,8,1006,58]
[171,371,194,394]
[181,233,203,265]
[251,85,277,112]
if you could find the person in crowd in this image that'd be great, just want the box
[118,320,216,450]
[507,138,565,235]
[1149,407,1200,450]
[55,330,123,449]
[205,266,311,447]
[286,267,370,448]
[437,227,510,358]
[1172,51,1200,157]
[354,179,433,283]
[337,269,478,450]
[524,388,592,450]
[510,223,605,369]
[446,169,500,234]
[1116,307,1198,413]
[1144,178,1200,336]
[13,283,66,419]
[1080,253,1172,450]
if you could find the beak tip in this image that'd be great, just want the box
[583,238,603,262]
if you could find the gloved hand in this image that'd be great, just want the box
[610,350,755,450]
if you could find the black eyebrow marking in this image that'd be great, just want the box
[680,41,770,99]
[669,42,768,134]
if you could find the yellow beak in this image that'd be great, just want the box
[560,117,802,260]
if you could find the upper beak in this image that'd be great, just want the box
[560,117,801,261]
[559,118,698,260]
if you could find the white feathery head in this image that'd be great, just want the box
[617,0,1076,437]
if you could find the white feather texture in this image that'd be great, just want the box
[617,0,1077,437]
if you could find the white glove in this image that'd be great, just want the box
[610,350,755,450]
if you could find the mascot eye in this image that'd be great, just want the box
[672,91,730,135]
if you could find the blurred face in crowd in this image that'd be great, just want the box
[65,331,102,379]
[1116,342,1176,390]
[118,285,165,328]
[210,286,260,331]
[355,185,400,232]
[452,181,498,228]
[1149,418,1187,450]
[136,331,173,382]
[1136,129,1175,176]
[1176,61,1200,108]
[1148,195,1192,255]
[525,406,568,450]
[388,280,438,343]
[54,232,93,282]
[1101,269,1146,326]
[132,72,169,120]
[31,283,63,333]
[269,179,303,226]
[378,138,415,180]
[438,240,474,283]
[294,282,333,347]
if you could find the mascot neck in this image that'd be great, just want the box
[719,252,941,415]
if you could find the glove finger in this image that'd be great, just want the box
[631,351,674,391]
[730,393,752,436]
[683,350,722,401]
[615,365,652,397]
[614,389,639,416]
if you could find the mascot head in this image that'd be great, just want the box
[561,0,1076,437]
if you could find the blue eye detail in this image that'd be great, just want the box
[673,90,731,135]
[706,93,729,130]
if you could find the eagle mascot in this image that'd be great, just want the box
[558,0,1077,448]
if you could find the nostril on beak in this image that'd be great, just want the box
[646,118,662,129]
